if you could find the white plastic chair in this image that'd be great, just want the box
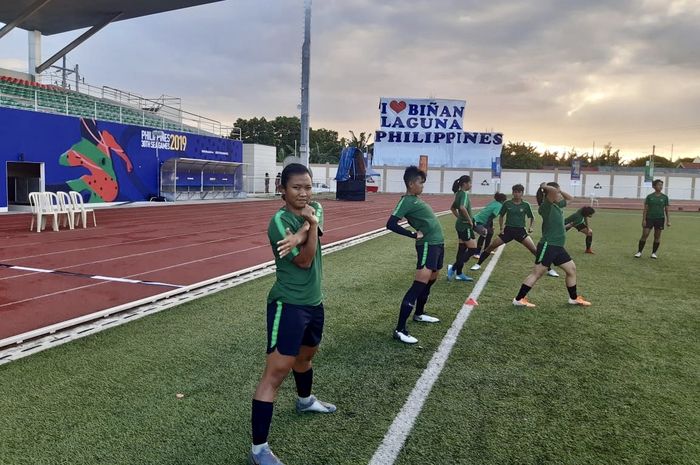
[28,192,44,232]
[589,192,599,207]
[43,192,72,231]
[69,191,96,228]
[56,191,76,229]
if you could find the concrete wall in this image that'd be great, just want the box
[243,144,277,193]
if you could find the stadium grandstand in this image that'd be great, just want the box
[0,0,244,211]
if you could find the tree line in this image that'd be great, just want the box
[231,116,692,168]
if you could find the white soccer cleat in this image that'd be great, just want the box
[547,269,559,277]
[512,297,536,308]
[393,329,418,344]
[470,263,481,271]
[413,314,440,323]
[472,254,481,260]
[634,252,642,258]
[651,253,658,259]
[296,395,337,414]
[568,296,592,306]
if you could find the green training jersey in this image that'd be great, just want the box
[500,199,534,228]
[538,198,567,246]
[451,190,472,231]
[645,193,669,219]
[267,201,324,306]
[565,209,586,227]
[473,200,503,224]
[392,195,445,245]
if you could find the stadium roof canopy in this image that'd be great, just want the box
[0,0,223,36]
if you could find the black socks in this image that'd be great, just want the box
[397,280,428,332]
[515,284,531,301]
[415,279,436,316]
[293,368,313,398]
[252,399,274,445]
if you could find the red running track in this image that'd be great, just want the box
[0,194,462,342]
[2,193,696,343]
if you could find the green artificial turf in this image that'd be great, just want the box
[0,210,697,465]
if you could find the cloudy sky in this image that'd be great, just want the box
[1,0,699,160]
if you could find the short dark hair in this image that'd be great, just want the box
[536,181,560,206]
[494,192,507,202]
[512,184,525,193]
[451,175,471,193]
[652,179,664,187]
[403,165,426,188]
[281,163,312,188]
[581,206,595,216]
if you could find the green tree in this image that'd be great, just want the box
[591,143,622,167]
[232,117,274,145]
[624,155,675,168]
[310,128,344,164]
[500,142,543,169]
[347,131,373,153]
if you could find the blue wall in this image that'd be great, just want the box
[0,107,242,207]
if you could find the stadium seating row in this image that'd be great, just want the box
[0,75,183,131]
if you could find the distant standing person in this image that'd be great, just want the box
[634,179,670,259]
[264,172,270,194]
[275,172,282,195]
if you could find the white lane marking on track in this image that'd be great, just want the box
[0,205,396,262]
[368,244,505,465]
[0,215,396,282]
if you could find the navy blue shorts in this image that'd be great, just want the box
[535,242,572,267]
[645,217,665,231]
[415,243,444,271]
[499,226,529,244]
[456,228,474,241]
[267,300,324,356]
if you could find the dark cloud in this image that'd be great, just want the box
[0,0,697,157]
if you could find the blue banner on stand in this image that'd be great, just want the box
[570,159,582,185]
[491,156,501,179]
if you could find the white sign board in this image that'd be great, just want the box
[373,97,503,168]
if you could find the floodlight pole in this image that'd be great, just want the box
[299,0,312,167]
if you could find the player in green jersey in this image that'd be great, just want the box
[386,166,445,344]
[565,206,595,254]
[470,184,559,277]
[472,192,507,259]
[513,182,591,308]
[634,179,670,259]
[446,175,479,282]
[250,164,335,465]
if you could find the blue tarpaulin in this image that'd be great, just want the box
[335,147,380,181]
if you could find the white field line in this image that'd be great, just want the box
[368,244,505,465]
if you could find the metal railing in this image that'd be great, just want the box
[6,72,242,139]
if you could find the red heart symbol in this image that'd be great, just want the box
[389,100,406,114]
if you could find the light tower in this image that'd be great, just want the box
[300,0,311,166]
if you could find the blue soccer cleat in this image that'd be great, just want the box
[455,273,473,282]
[446,264,455,281]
